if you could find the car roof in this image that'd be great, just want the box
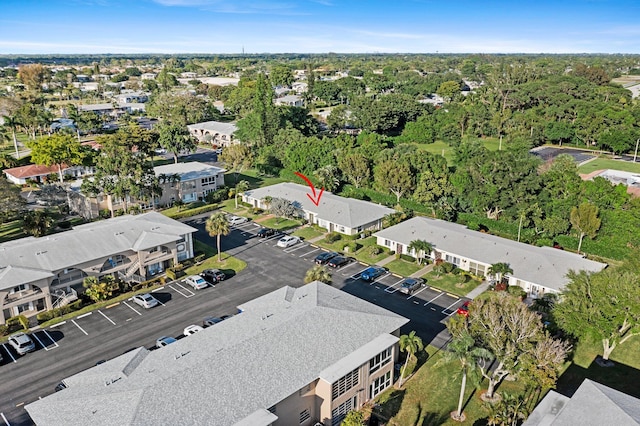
[11,333,31,343]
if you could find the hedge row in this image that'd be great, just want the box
[164,203,219,220]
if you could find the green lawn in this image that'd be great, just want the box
[226,169,289,190]
[184,251,247,278]
[577,157,640,174]
[384,259,422,277]
[422,270,483,297]
[314,236,392,265]
[258,217,303,231]
[291,225,325,241]
[375,345,528,426]
[0,220,25,243]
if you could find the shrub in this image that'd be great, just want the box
[164,203,219,220]
[68,300,84,311]
[18,314,30,330]
[325,232,342,243]
[343,242,361,253]
[166,268,177,281]
[194,253,206,263]
[0,325,9,336]
[205,188,229,203]
[367,245,383,256]
[495,282,508,291]
[251,207,264,215]
[58,220,71,229]
[37,312,53,323]
[507,285,527,299]
[99,209,111,219]
[400,253,416,263]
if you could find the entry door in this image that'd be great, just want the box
[397,244,403,254]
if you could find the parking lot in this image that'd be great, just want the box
[0,215,464,425]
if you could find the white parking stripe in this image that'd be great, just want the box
[406,285,430,300]
[49,321,66,328]
[98,309,116,325]
[123,301,142,316]
[384,278,405,293]
[1,412,11,426]
[349,267,369,279]
[299,247,320,257]
[169,283,194,298]
[284,243,308,253]
[442,300,461,316]
[2,344,17,363]
[151,286,164,292]
[369,272,390,286]
[42,329,60,349]
[423,292,444,306]
[71,319,88,335]
[31,332,53,351]
[77,312,92,319]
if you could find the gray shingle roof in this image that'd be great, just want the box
[523,379,640,425]
[186,120,238,135]
[0,212,196,288]
[25,282,408,426]
[244,183,396,229]
[374,216,606,291]
[153,161,226,180]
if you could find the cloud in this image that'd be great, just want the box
[151,0,304,14]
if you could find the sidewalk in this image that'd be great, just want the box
[409,263,433,278]
[377,255,396,266]
[464,281,490,299]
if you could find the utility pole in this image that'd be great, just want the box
[634,138,640,163]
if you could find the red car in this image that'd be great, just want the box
[456,301,471,317]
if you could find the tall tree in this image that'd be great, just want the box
[205,212,230,262]
[233,180,250,209]
[269,197,301,223]
[0,176,26,222]
[570,202,601,254]
[27,134,84,182]
[374,160,414,203]
[398,330,424,387]
[554,268,640,361]
[18,64,50,92]
[219,143,253,183]
[22,210,54,237]
[408,239,433,265]
[338,153,370,188]
[1,114,21,158]
[488,262,513,285]
[157,123,197,164]
[313,164,340,192]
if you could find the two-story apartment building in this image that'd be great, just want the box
[243,183,396,236]
[0,212,196,325]
[374,216,607,298]
[25,282,409,426]
[187,120,239,147]
[153,161,226,204]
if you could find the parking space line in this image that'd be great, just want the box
[384,278,405,293]
[284,244,309,253]
[77,312,92,319]
[98,309,116,325]
[424,292,444,306]
[1,412,10,426]
[151,286,164,292]
[406,285,430,300]
[299,247,320,257]
[49,321,66,328]
[369,272,390,286]
[42,329,60,349]
[123,301,142,316]
[171,283,195,298]
[31,332,55,351]
[2,344,17,363]
[442,300,461,316]
[71,319,88,335]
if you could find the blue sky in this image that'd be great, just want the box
[1,0,639,54]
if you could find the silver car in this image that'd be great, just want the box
[8,332,35,355]
[132,293,159,309]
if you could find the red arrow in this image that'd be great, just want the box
[295,172,325,206]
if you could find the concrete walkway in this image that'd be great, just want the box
[465,281,490,299]
[409,263,434,278]
[376,255,396,266]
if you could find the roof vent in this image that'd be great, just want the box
[174,351,191,360]
[114,231,124,236]
[36,251,48,255]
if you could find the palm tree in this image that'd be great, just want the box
[313,164,340,192]
[487,393,529,426]
[440,332,493,421]
[234,180,250,209]
[399,331,424,387]
[0,153,17,170]
[408,239,433,265]
[488,262,513,285]
[262,196,272,210]
[22,210,54,237]
[2,114,21,159]
[206,212,230,261]
[304,265,332,285]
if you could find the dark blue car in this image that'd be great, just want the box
[360,266,387,281]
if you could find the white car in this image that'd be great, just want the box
[156,336,177,348]
[185,275,209,290]
[184,325,204,336]
[227,215,248,226]
[8,332,35,355]
[277,235,301,248]
[132,293,159,309]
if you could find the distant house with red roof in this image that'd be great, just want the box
[3,164,93,185]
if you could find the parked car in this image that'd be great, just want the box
[132,293,159,309]
[360,266,387,281]
[456,301,471,317]
[8,332,35,355]
[156,336,177,348]
[257,227,277,238]
[398,278,426,295]
[54,382,67,392]
[327,255,352,268]
[185,274,209,290]
[200,268,226,284]
[184,325,204,336]
[276,235,301,248]
[202,316,224,327]
[220,314,233,321]
[227,215,248,226]
[314,251,339,265]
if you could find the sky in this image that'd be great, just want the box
[1,0,640,54]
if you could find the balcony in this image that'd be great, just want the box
[5,288,43,303]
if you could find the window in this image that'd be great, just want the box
[369,347,392,374]
[469,261,486,277]
[201,176,216,186]
[299,409,311,424]
[445,254,461,266]
[384,239,391,247]
[331,396,357,426]
[11,284,27,294]
[332,368,359,400]
[369,371,391,399]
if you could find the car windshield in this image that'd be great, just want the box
[142,295,152,301]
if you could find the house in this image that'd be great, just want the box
[153,161,226,204]
[523,379,640,425]
[3,164,92,185]
[140,72,157,80]
[0,212,196,325]
[24,281,409,426]
[187,120,239,146]
[580,169,640,197]
[242,183,396,236]
[275,94,304,107]
[374,216,607,298]
[114,91,149,105]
